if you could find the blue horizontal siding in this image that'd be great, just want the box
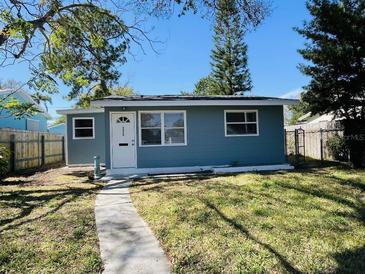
[66,113,105,165]
[0,92,48,131]
[104,106,286,169]
[0,110,48,131]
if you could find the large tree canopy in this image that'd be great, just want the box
[0,0,269,111]
[297,0,365,166]
[296,0,365,120]
[41,7,129,108]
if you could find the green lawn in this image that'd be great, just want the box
[130,167,365,273]
[0,168,104,274]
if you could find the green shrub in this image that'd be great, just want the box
[327,135,349,162]
[0,144,10,177]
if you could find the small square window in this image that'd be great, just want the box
[225,111,258,136]
[73,118,94,139]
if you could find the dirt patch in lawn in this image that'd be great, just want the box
[0,167,104,273]
[1,166,94,186]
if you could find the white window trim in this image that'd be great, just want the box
[72,117,95,140]
[138,110,187,147]
[224,110,259,137]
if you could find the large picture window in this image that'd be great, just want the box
[73,117,94,139]
[139,111,186,146]
[225,110,258,136]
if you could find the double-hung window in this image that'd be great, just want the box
[225,110,259,136]
[139,111,186,146]
[73,117,94,139]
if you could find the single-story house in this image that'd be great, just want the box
[0,89,50,131]
[48,123,65,135]
[57,95,297,175]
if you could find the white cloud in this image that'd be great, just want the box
[279,88,304,99]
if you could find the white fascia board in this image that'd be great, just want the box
[56,108,104,115]
[91,99,299,108]
[47,123,65,129]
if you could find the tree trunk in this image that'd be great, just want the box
[343,119,365,168]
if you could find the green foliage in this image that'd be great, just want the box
[0,78,54,116]
[288,95,310,125]
[51,116,65,126]
[40,7,129,108]
[1,0,269,115]
[193,75,220,95]
[111,86,135,96]
[0,144,10,177]
[296,0,365,120]
[133,1,270,27]
[327,135,349,162]
[28,68,58,95]
[1,97,40,119]
[31,92,52,112]
[210,0,252,95]
[296,0,365,167]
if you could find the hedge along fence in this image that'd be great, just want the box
[0,128,65,173]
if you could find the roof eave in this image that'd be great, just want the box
[91,99,299,107]
[56,108,104,115]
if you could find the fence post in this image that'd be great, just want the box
[302,129,306,161]
[320,128,324,165]
[9,134,16,172]
[38,133,41,167]
[41,135,45,166]
[294,129,299,163]
[62,136,65,162]
[284,129,287,158]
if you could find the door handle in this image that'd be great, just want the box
[131,139,135,146]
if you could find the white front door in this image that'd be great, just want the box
[110,112,136,168]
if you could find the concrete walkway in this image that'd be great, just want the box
[95,179,170,274]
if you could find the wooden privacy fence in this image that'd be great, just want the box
[0,129,65,172]
[285,123,344,162]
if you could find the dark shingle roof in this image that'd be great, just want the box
[94,95,289,102]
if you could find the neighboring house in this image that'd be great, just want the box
[0,89,50,131]
[57,95,297,175]
[48,123,65,135]
[287,112,343,131]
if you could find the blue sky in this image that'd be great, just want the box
[0,0,310,120]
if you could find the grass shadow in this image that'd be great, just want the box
[276,175,365,225]
[333,245,365,273]
[201,199,303,274]
[287,155,346,168]
[0,179,31,186]
[0,184,103,233]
